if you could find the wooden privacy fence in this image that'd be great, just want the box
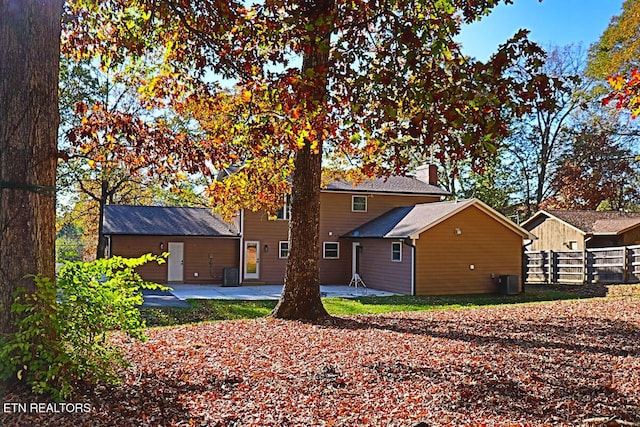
[525,245,640,284]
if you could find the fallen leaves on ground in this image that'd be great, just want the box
[2,297,639,427]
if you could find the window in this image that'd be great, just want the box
[352,195,367,212]
[323,242,340,259]
[391,242,402,262]
[279,241,290,258]
[276,194,291,220]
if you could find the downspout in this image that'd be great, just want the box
[404,238,417,296]
[238,209,244,285]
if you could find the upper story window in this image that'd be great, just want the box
[323,242,340,259]
[352,195,367,212]
[391,242,402,262]
[276,194,291,220]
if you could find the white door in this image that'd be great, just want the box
[167,242,184,282]
[244,241,260,279]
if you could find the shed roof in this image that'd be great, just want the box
[522,210,640,235]
[103,205,239,237]
[342,198,533,240]
[324,176,449,196]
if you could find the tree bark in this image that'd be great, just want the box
[0,0,62,334]
[271,0,335,320]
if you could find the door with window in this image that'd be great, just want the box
[244,241,260,279]
[167,242,184,282]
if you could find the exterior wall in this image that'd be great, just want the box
[526,216,585,251]
[356,239,412,294]
[621,227,640,246]
[241,210,290,284]
[415,205,523,295]
[319,192,438,285]
[110,235,239,284]
[241,191,439,285]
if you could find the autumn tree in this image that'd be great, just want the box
[541,119,640,210]
[58,58,209,258]
[0,1,62,336]
[65,0,551,320]
[504,44,595,217]
[588,0,640,117]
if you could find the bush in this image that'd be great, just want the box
[0,254,167,401]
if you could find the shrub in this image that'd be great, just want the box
[0,254,167,401]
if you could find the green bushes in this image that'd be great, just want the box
[0,254,166,400]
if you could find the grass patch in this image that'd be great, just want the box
[141,288,582,327]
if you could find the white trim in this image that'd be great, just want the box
[279,241,290,258]
[391,241,402,262]
[244,240,260,279]
[410,239,416,296]
[323,242,340,259]
[351,195,368,212]
[352,242,360,276]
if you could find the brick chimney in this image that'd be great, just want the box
[415,164,438,186]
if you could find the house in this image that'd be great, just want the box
[522,210,640,251]
[104,165,533,295]
[342,199,534,295]
[103,205,240,284]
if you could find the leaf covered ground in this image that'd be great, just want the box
[2,297,640,427]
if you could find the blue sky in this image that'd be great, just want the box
[457,0,626,61]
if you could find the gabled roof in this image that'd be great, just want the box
[103,205,239,237]
[324,176,449,196]
[342,199,533,240]
[522,210,640,236]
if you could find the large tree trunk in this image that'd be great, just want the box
[271,0,335,320]
[0,1,62,335]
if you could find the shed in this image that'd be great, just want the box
[521,210,640,251]
[342,199,534,295]
[103,205,240,284]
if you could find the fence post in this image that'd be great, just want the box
[623,246,629,283]
[548,250,554,284]
[582,248,587,284]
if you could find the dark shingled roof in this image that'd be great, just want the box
[324,176,449,196]
[103,205,239,237]
[536,210,640,234]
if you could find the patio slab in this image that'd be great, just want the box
[167,283,393,301]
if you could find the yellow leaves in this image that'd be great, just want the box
[241,90,252,103]
[88,160,96,169]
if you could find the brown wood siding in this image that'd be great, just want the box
[415,205,523,295]
[242,192,438,285]
[357,239,412,294]
[622,226,640,246]
[319,192,438,285]
[528,217,585,251]
[242,210,290,284]
[110,236,239,284]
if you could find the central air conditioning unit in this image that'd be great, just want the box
[222,267,239,287]
[498,275,520,295]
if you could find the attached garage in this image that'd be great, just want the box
[343,199,533,295]
[103,205,240,284]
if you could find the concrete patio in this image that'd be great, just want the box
[141,283,395,308]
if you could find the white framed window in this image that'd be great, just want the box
[276,194,291,220]
[391,242,402,262]
[323,242,340,259]
[279,241,290,258]
[352,195,367,212]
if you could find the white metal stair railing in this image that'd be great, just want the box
[348,273,367,295]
